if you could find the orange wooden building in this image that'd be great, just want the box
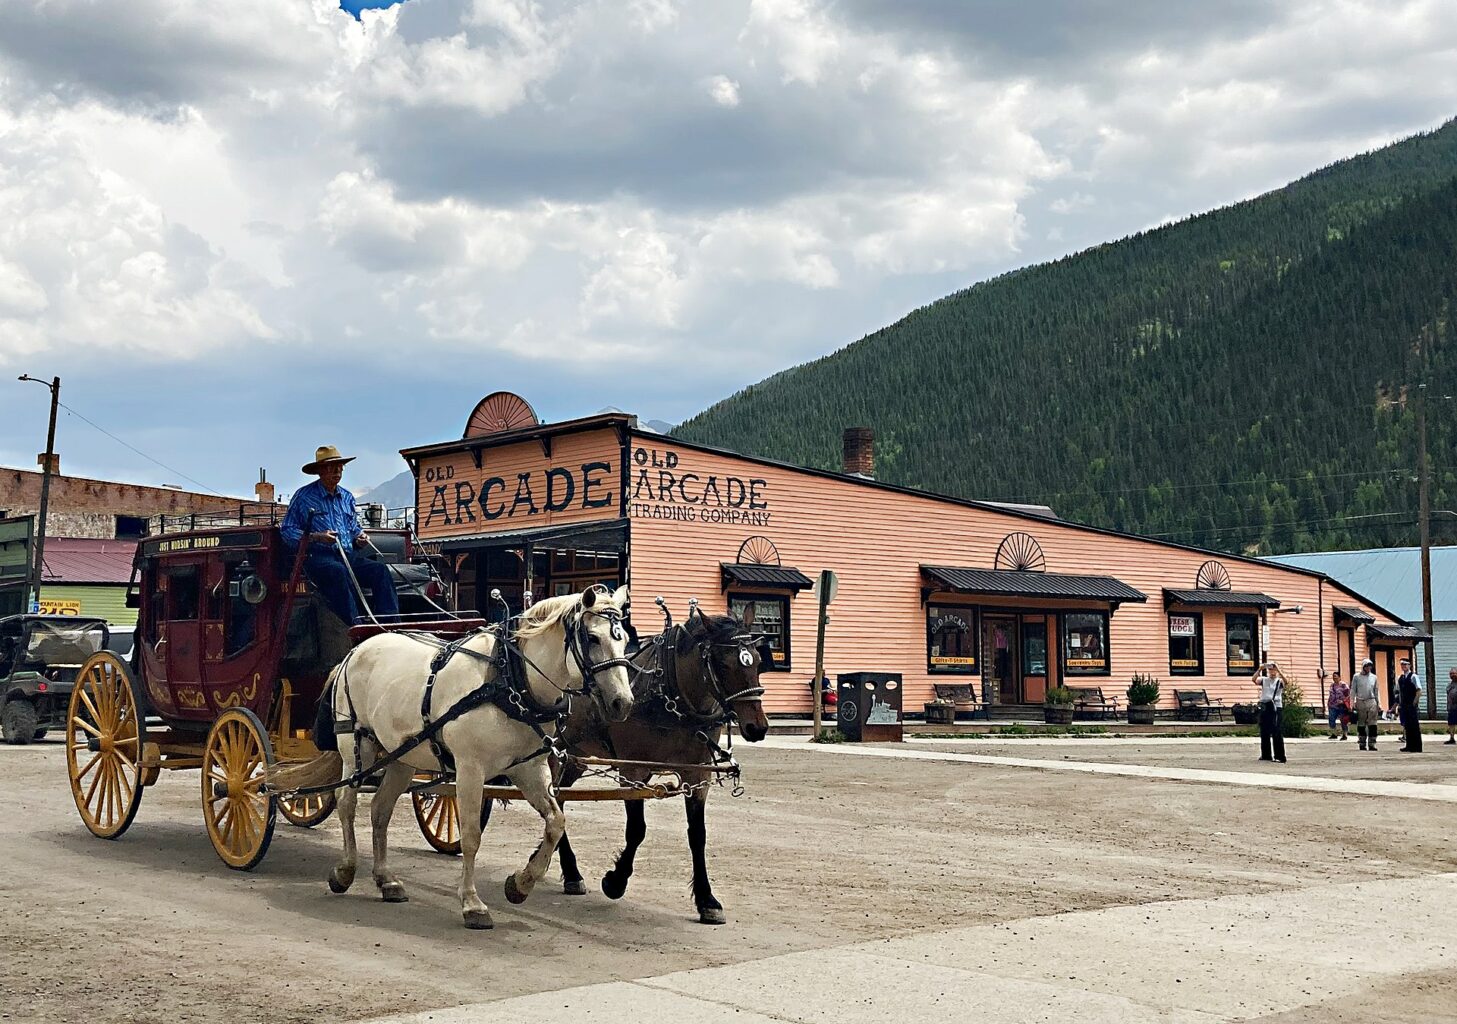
[401,393,1424,716]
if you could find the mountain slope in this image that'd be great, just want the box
[675,120,1457,555]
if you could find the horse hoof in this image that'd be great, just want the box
[380,883,409,904]
[327,868,354,894]
[601,873,627,900]
[563,878,588,896]
[504,874,528,905]
[698,907,726,926]
[463,909,495,930]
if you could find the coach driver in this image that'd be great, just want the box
[281,445,399,625]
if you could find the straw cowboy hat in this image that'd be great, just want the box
[302,445,356,474]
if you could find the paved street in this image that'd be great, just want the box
[3,735,1454,1023]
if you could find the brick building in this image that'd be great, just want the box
[0,459,277,616]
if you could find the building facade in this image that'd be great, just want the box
[402,394,1420,716]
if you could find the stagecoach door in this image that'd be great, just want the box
[983,614,1020,704]
[161,560,205,686]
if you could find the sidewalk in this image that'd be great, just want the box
[357,874,1457,1023]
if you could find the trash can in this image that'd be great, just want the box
[836,672,903,742]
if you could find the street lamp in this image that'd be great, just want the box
[16,374,60,612]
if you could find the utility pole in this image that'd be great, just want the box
[17,374,60,613]
[1418,383,1437,717]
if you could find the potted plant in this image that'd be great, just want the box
[1232,702,1260,725]
[1044,685,1075,724]
[1126,673,1160,725]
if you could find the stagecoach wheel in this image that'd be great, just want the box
[413,790,492,856]
[278,789,336,828]
[66,652,145,840]
[202,708,277,871]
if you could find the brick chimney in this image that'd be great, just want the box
[36,452,59,474]
[254,469,275,504]
[842,427,874,478]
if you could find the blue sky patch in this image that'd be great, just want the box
[340,0,407,18]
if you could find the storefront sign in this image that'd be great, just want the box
[627,446,771,527]
[39,598,82,616]
[1171,659,1200,669]
[421,460,616,528]
[1169,615,1197,637]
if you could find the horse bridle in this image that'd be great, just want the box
[649,618,766,726]
[562,604,636,698]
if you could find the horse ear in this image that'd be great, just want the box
[614,586,629,609]
[582,586,598,610]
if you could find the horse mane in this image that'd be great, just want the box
[512,592,582,640]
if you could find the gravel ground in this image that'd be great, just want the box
[2,737,1454,1023]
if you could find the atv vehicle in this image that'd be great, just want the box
[0,614,111,744]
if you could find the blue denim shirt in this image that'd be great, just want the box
[281,480,362,552]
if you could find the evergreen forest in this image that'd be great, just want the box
[675,119,1457,556]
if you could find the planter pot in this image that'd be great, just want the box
[1127,704,1156,725]
[1044,705,1074,725]
[1232,704,1260,726]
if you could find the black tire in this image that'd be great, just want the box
[1,700,39,745]
[33,730,47,741]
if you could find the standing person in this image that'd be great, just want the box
[1396,657,1423,753]
[1326,669,1351,741]
[1446,668,1457,746]
[1351,659,1381,751]
[280,445,400,626]
[1255,661,1287,763]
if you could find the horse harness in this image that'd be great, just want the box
[292,606,633,797]
[635,621,766,763]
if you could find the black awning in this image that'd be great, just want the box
[1333,604,1376,625]
[1366,623,1432,643]
[720,563,814,591]
[921,565,1146,604]
[1164,588,1280,610]
[433,519,627,553]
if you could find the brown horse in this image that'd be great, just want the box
[554,604,770,924]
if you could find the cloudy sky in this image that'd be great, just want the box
[0,0,1454,501]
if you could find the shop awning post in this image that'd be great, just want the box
[811,569,837,738]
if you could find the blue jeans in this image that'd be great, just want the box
[304,548,400,625]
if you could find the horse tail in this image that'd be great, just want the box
[265,750,343,795]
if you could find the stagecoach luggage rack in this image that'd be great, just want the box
[148,505,283,534]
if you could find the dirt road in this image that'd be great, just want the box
[3,737,1454,1023]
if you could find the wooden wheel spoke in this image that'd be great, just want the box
[84,756,107,806]
[78,686,102,724]
[74,750,103,781]
[72,717,102,739]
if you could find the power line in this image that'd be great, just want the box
[986,465,1424,506]
[56,401,222,495]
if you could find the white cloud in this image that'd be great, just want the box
[707,74,741,107]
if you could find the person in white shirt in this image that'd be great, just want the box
[1255,661,1287,763]
[1350,659,1381,751]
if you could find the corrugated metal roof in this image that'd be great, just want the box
[1333,604,1376,624]
[1366,623,1433,642]
[720,563,813,591]
[39,538,137,584]
[1164,588,1281,609]
[921,565,1146,603]
[1266,546,1457,622]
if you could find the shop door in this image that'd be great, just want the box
[983,615,1020,704]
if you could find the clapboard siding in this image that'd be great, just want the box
[627,433,1408,715]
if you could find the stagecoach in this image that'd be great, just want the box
[62,508,489,868]
[65,507,752,886]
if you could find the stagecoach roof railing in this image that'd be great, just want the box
[145,502,416,537]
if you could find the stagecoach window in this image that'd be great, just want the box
[1061,611,1109,676]
[926,604,978,674]
[1225,613,1258,676]
[1168,612,1204,676]
[728,592,790,671]
[169,568,200,621]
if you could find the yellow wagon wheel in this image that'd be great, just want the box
[66,652,145,840]
[413,790,492,856]
[278,789,336,828]
[202,708,277,871]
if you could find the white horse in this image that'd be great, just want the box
[268,586,633,929]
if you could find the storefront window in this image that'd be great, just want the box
[926,605,978,673]
[1225,613,1258,675]
[1062,612,1109,676]
[729,593,790,671]
[1167,612,1203,675]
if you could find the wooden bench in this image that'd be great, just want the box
[1174,689,1228,721]
[924,683,987,723]
[1068,686,1120,720]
